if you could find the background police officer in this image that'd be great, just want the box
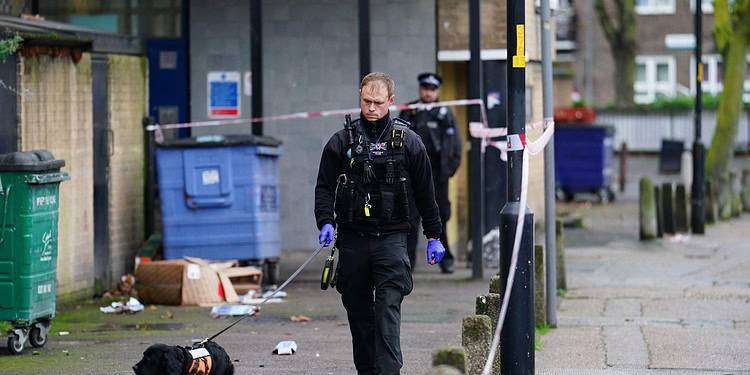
[315,72,445,374]
[399,72,462,274]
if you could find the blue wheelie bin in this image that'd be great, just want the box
[554,124,616,202]
[156,134,283,283]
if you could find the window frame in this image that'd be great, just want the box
[690,54,750,103]
[634,55,677,104]
[635,0,676,15]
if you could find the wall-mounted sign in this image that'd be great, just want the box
[207,71,240,118]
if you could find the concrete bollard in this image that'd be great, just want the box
[619,142,628,193]
[429,365,464,375]
[462,315,499,375]
[742,169,750,212]
[674,183,689,233]
[640,178,657,240]
[719,173,733,220]
[534,245,546,327]
[476,293,501,332]
[432,346,466,373]
[654,186,664,237]
[705,180,717,224]
[489,274,502,295]
[555,219,567,291]
[662,182,676,234]
[732,192,742,217]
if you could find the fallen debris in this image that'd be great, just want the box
[272,340,297,355]
[99,297,144,314]
[210,304,256,317]
[102,274,138,298]
[289,315,311,322]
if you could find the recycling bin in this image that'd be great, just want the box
[0,150,69,354]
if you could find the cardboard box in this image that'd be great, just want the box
[135,259,223,306]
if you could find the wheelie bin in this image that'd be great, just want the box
[0,150,69,354]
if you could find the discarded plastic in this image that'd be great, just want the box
[273,340,297,355]
[58,331,70,336]
[100,297,144,314]
[262,290,287,299]
[211,305,256,317]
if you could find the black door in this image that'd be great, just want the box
[483,60,508,233]
[92,54,111,293]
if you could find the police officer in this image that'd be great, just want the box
[315,72,446,374]
[399,72,462,274]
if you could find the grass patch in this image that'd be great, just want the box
[534,324,552,351]
[557,288,567,298]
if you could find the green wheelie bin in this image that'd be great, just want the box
[0,150,69,355]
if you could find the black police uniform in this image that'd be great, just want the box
[398,99,461,273]
[315,113,442,374]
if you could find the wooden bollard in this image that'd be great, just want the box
[705,180,717,224]
[640,178,657,240]
[654,186,664,237]
[662,182,676,234]
[555,219,567,290]
[674,184,689,233]
[534,245,546,327]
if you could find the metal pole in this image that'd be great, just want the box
[540,0,558,328]
[469,0,484,279]
[584,0,594,104]
[358,0,371,80]
[500,0,534,372]
[251,0,263,136]
[691,0,705,234]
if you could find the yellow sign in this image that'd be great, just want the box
[697,62,704,82]
[512,24,526,68]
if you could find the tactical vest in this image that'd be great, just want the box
[334,118,412,227]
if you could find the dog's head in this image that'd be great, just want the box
[133,343,186,375]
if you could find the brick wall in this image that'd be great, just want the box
[18,53,95,296]
[106,55,146,284]
[438,0,507,50]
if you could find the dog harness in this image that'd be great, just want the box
[187,347,213,375]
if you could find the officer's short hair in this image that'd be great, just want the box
[360,72,395,98]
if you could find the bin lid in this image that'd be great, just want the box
[157,134,282,149]
[0,150,65,172]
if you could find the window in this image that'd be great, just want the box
[690,0,714,13]
[634,55,676,104]
[691,54,750,103]
[635,0,675,14]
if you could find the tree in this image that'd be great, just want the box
[594,0,637,107]
[706,0,750,185]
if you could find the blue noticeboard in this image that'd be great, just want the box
[208,72,240,118]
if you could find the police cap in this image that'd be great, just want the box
[418,72,442,89]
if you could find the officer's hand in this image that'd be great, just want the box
[319,224,335,247]
[426,239,445,265]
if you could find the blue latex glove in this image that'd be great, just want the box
[319,224,335,247]
[426,239,445,265]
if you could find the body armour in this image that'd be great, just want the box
[334,117,412,228]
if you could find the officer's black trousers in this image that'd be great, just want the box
[336,230,413,375]
[406,180,453,269]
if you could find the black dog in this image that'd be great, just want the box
[133,341,234,375]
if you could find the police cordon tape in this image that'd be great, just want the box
[482,118,555,375]
[146,97,556,370]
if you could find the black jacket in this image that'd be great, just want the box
[314,114,442,239]
[399,101,462,182]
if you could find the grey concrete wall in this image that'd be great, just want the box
[187,0,437,251]
[371,0,436,102]
[263,0,359,250]
[189,0,252,134]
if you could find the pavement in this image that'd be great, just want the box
[0,156,748,374]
